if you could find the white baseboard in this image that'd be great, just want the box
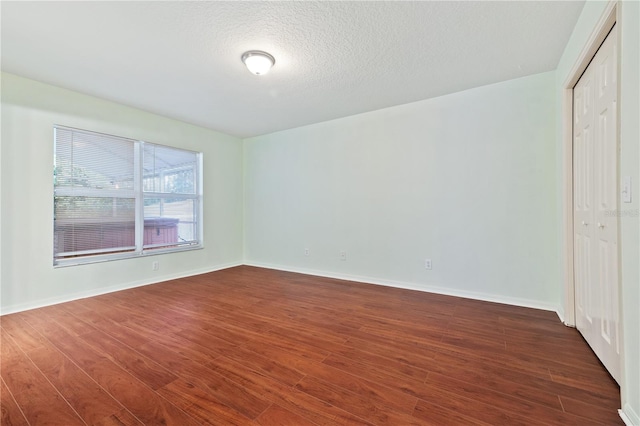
[244,261,560,313]
[1,260,563,317]
[620,403,640,426]
[0,262,242,315]
[556,309,577,328]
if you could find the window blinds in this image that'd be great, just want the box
[54,127,137,259]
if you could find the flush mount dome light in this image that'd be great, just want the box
[241,50,275,75]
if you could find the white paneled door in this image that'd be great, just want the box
[573,24,620,384]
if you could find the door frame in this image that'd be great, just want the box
[561,1,620,328]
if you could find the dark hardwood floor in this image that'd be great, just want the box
[1,266,621,425]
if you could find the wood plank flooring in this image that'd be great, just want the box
[1,266,621,425]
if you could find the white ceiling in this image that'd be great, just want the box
[1,1,585,139]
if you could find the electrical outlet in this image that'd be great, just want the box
[340,251,347,261]
[425,259,432,270]
[304,248,310,256]
[152,261,159,271]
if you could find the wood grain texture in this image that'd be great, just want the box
[27,343,128,424]
[256,403,317,426]
[1,352,85,425]
[1,378,29,426]
[1,266,622,425]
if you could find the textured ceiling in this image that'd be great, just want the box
[1,1,584,138]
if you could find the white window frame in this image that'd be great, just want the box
[53,125,203,267]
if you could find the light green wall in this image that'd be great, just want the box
[0,73,244,313]
[555,1,639,422]
[244,71,560,310]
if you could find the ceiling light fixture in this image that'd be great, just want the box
[241,50,275,75]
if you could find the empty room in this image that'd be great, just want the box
[1,1,639,425]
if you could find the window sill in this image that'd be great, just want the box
[53,244,203,268]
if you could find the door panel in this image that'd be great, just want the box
[573,24,619,383]
[584,235,593,325]
[574,61,594,336]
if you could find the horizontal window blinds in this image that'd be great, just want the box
[54,128,136,259]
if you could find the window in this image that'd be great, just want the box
[54,126,202,266]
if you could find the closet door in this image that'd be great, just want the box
[573,24,619,384]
